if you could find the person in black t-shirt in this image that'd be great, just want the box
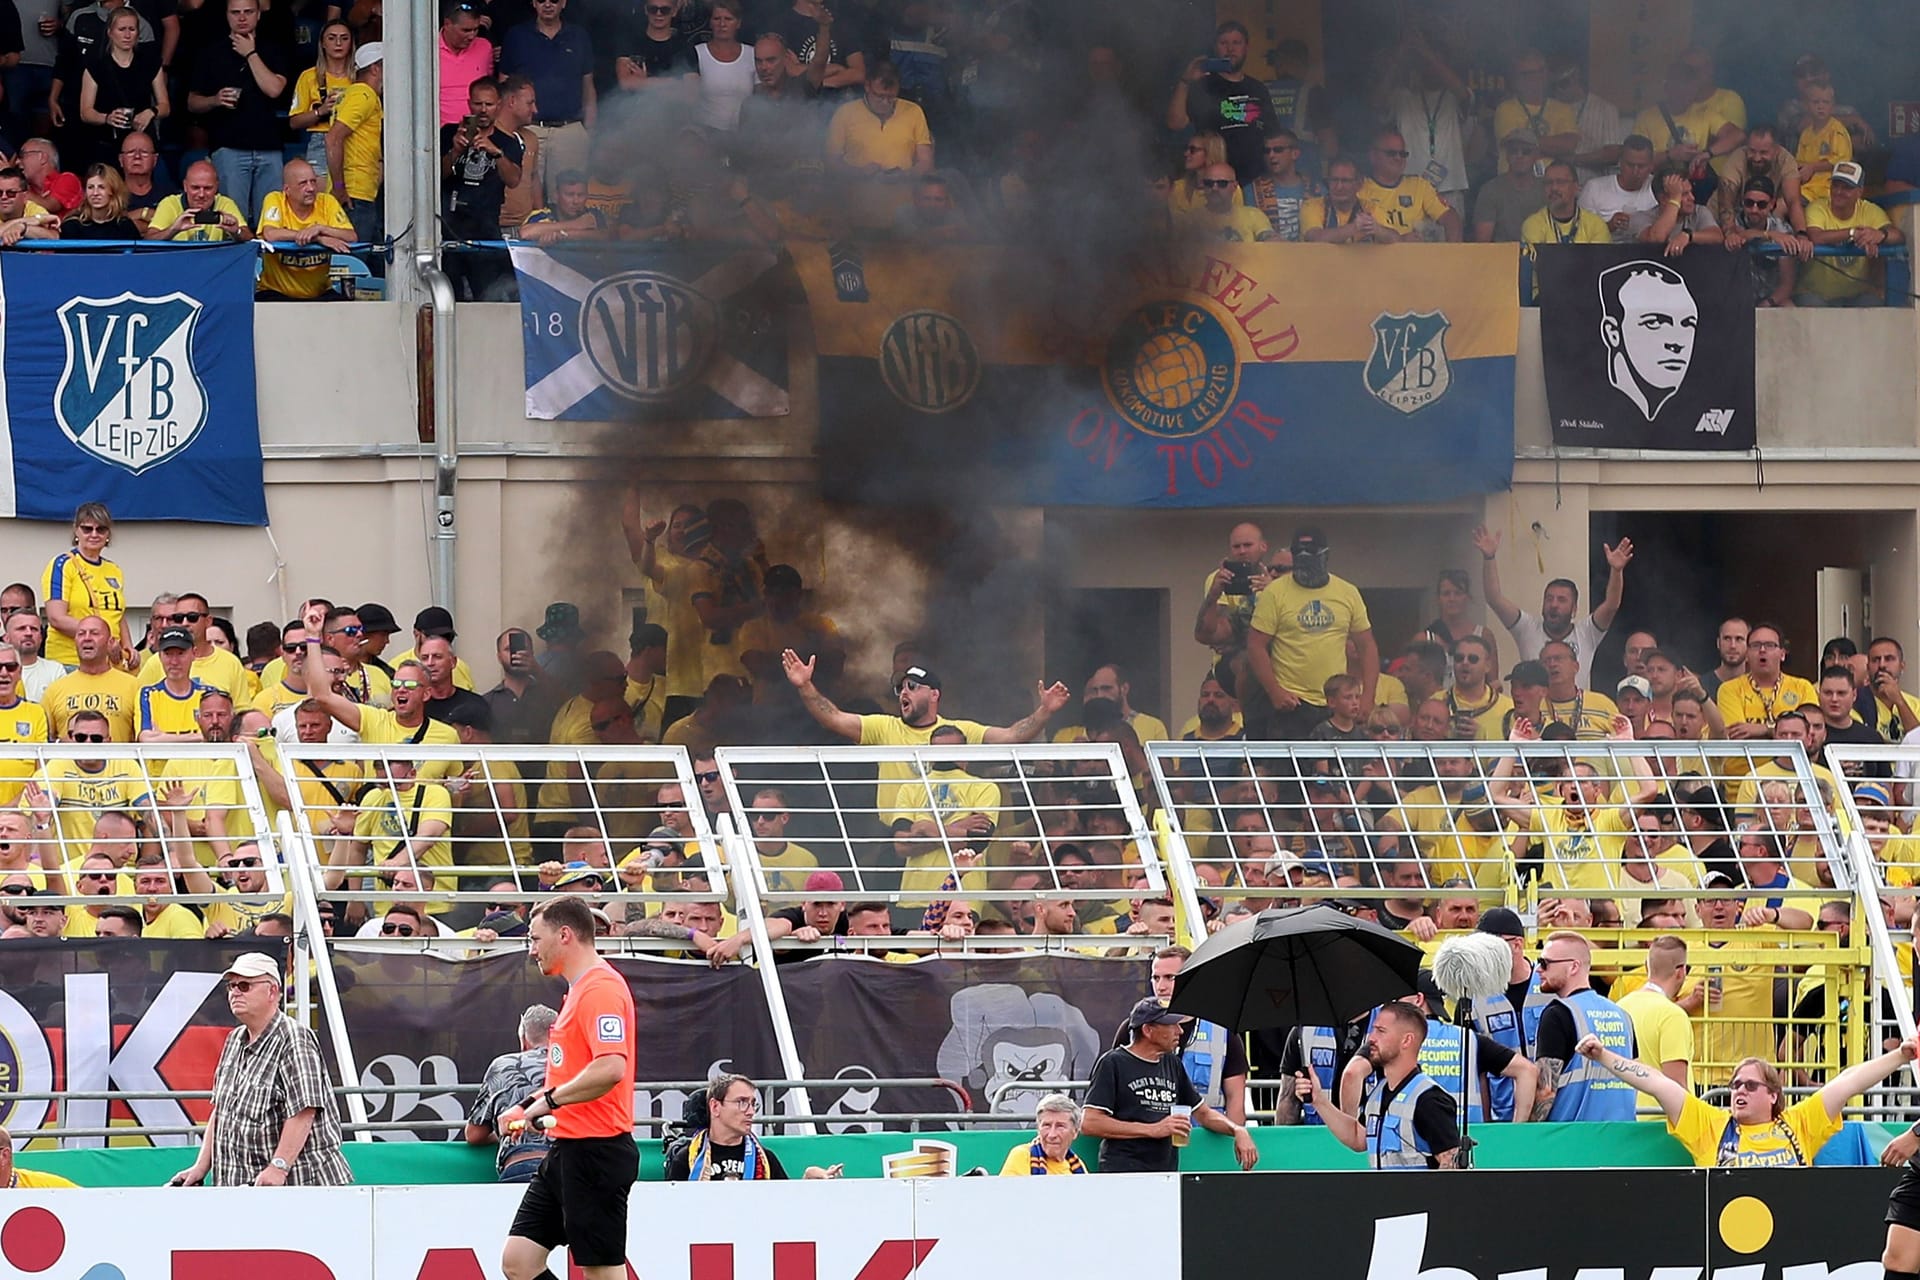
[184,0,288,224]
[664,1074,841,1180]
[1167,20,1273,184]
[1081,999,1258,1173]
[600,0,694,94]
[707,868,847,964]
[440,76,524,299]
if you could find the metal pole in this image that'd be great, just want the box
[280,811,374,1139]
[721,815,817,1134]
[420,257,459,613]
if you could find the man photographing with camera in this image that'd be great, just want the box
[1195,521,1289,736]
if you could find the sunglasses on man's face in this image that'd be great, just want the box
[694,769,721,783]
[167,612,204,624]
[328,625,365,637]
[381,922,417,936]
[1199,179,1236,189]
[392,678,425,691]
[223,856,262,870]
[70,733,106,743]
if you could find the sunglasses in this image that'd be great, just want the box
[327,625,365,637]
[166,612,204,624]
[1199,179,1236,189]
[1183,144,1206,154]
[0,663,20,673]
[77,522,109,533]
[894,678,930,694]
[1729,1078,1772,1092]
[645,3,674,11]
[225,978,270,994]
[223,856,262,869]
[392,678,424,691]
[70,732,107,743]
[1370,725,1405,737]
[381,922,417,936]
[1743,198,1772,208]
[694,769,721,783]
[0,884,29,895]
[80,872,115,881]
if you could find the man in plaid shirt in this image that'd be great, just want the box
[167,952,352,1187]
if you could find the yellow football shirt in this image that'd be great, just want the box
[41,551,128,665]
[1668,1091,1839,1167]
[1248,575,1372,705]
[1358,175,1450,235]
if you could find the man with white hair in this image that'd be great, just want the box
[1000,1093,1087,1174]
[466,1004,562,1182]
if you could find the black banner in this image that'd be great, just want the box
[329,952,1146,1136]
[0,938,285,1145]
[1182,1168,1899,1280]
[1538,245,1755,451]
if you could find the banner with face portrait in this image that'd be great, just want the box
[1536,245,1755,451]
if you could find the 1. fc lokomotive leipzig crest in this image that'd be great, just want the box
[54,290,209,474]
[1364,311,1452,415]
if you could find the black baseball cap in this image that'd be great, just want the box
[1476,906,1526,938]
[1128,997,1186,1029]
[156,626,193,651]
[1291,526,1329,554]
[413,606,456,640]
[897,664,941,691]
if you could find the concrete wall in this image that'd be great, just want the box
[0,298,1909,723]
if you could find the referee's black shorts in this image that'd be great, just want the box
[509,1135,640,1267]
[1887,1163,1920,1231]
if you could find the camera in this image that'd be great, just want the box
[1221,559,1259,595]
[193,209,223,226]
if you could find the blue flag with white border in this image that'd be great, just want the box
[2,246,263,524]
[510,243,791,421]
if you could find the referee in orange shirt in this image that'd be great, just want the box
[501,896,639,1280]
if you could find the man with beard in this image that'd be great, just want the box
[1474,524,1631,688]
[1305,999,1460,1168]
[782,651,1070,829]
[1527,930,1637,1121]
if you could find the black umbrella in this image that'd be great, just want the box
[1168,904,1423,1032]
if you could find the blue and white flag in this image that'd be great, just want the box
[2,246,264,524]
[510,243,791,421]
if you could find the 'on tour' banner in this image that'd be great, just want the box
[0,938,285,1146]
[1537,244,1756,451]
[2,247,264,523]
[794,241,1519,507]
[327,950,1147,1135]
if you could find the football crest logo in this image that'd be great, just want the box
[1365,311,1452,414]
[55,291,209,474]
[1102,299,1239,438]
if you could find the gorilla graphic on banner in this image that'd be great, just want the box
[1537,245,1754,451]
[935,984,1102,1125]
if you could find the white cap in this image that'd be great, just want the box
[222,952,282,983]
[355,41,384,70]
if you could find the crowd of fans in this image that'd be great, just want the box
[0,2,1904,304]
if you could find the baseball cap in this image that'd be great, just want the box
[554,861,607,888]
[1855,780,1893,807]
[1701,869,1739,891]
[357,603,400,634]
[354,41,383,70]
[803,870,845,895]
[1501,127,1541,149]
[763,564,803,592]
[1290,526,1329,554]
[1476,906,1526,938]
[1617,675,1652,699]
[413,606,456,639]
[896,665,941,691]
[156,626,193,651]
[1832,161,1864,188]
[1127,997,1186,1029]
[629,622,667,652]
[222,952,282,981]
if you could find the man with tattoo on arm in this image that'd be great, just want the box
[1528,931,1638,1121]
[1578,1029,1917,1166]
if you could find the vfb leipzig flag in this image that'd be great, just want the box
[1537,245,1755,451]
[1,246,265,523]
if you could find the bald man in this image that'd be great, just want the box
[147,160,252,241]
[257,158,354,299]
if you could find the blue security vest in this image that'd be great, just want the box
[1469,968,1551,1121]
[1297,1024,1342,1125]
[1182,1019,1231,1110]
[1363,1070,1442,1170]
[1545,990,1638,1122]
[1413,1022,1483,1125]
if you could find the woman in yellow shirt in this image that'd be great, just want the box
[290,21,356,178]
[41,501,134,669]
[1573,1030,1918,1166]
[999,1093,1090,1175]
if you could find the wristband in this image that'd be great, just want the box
[543,1088,562,1110]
